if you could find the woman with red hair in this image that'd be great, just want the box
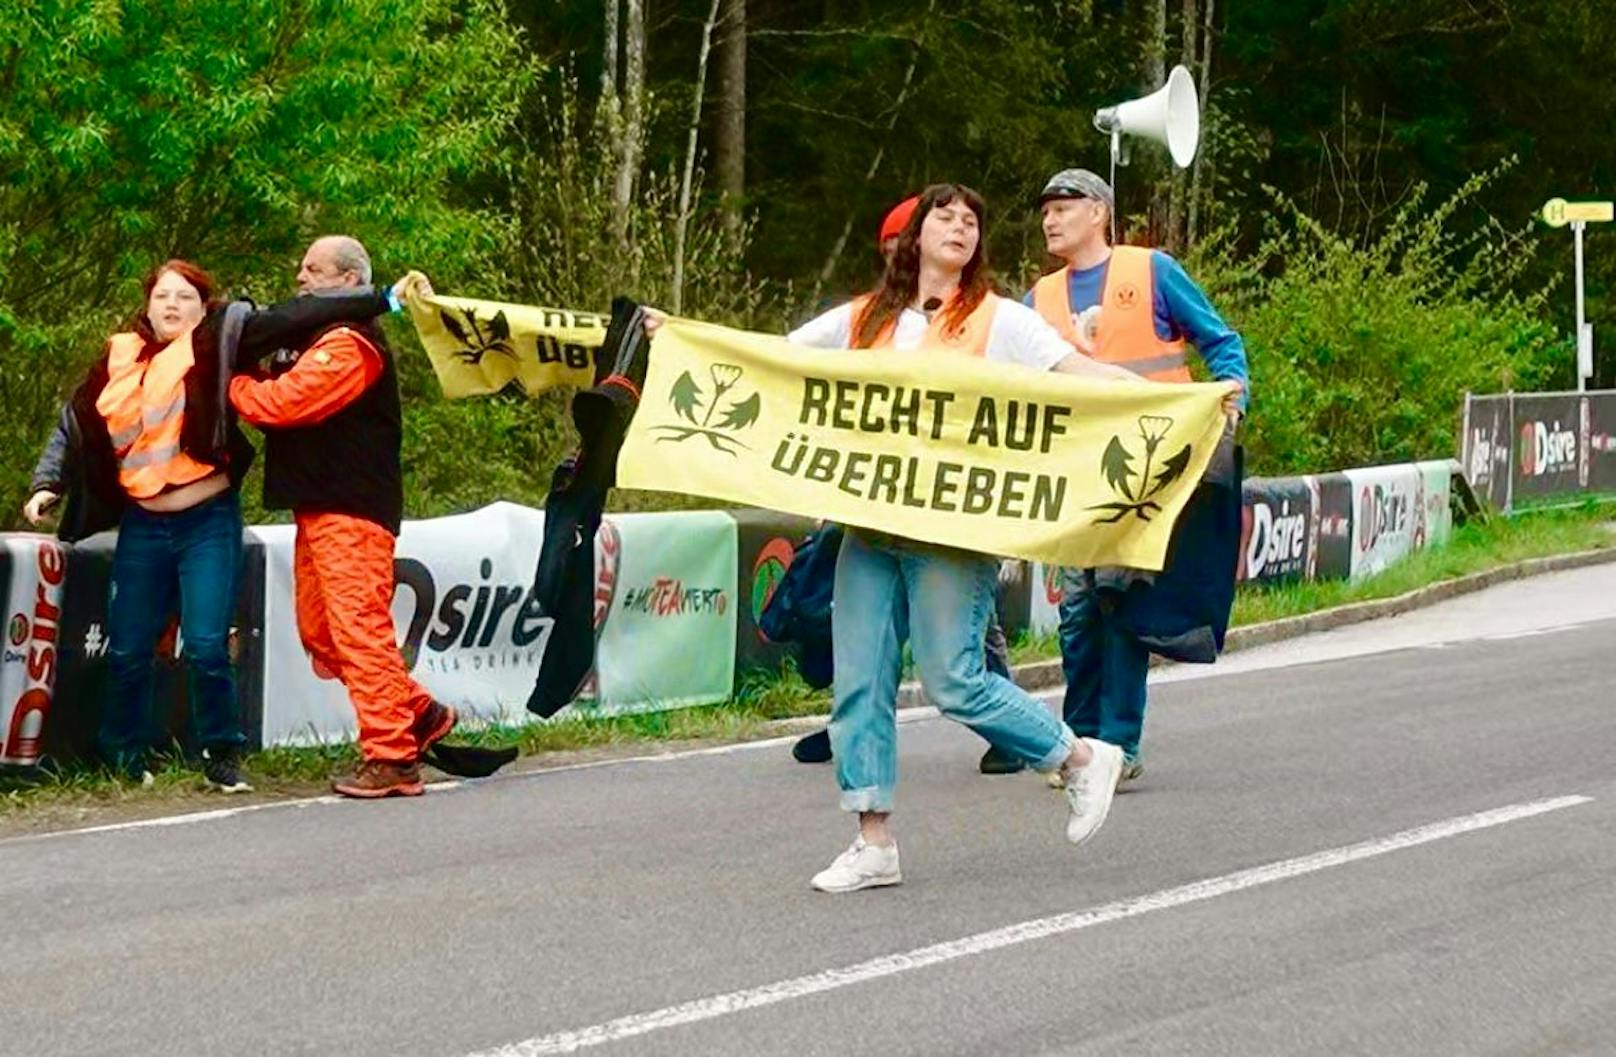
[784,183,1139,892]
[24,259,404,789]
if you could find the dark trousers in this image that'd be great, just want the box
[99,490,245,773]
[1058,568,1150,760]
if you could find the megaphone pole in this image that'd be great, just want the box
[1108,129,1121,244]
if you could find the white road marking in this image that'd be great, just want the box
[463,795,1592,1056]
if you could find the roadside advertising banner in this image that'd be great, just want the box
[1028,562,1063,637]
[1312,473,1356,581]
[996,561,1033,641]
[0,535,67,765]
[1583,393,1616,493]
[256,502,551,747]
[727,508,815,675]
[1510,393,1585,506]
[591,511,738,715]
[1417,460,1456,552]
[1461,393,1514,512]
[1346,464,1420,580]
[1344,461,1454,581]
[1238,477,1316,585]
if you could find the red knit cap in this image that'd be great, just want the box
[878,196,921,247]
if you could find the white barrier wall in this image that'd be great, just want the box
[1,459,1463,759]
[254,503,740,746]
[1345,460,1454,581]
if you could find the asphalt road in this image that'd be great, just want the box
[4,567,1616,1057]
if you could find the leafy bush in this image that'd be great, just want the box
[1189,161,1569,475]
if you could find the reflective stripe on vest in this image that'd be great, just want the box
[848,292,999,355]
[1030,247,1191,383]
[94,331,217,499]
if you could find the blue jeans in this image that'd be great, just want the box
[98,490,246,773]
[828,529,1074,812]
[1057,567,1150,760]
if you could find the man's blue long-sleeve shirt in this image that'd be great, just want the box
[1022,250,1249,409]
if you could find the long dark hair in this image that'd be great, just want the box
[853,183,992,349]
[132,258,218,343]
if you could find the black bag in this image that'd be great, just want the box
[758,524,843,689]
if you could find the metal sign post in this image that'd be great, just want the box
[1543,197,1613,390]
[1574,220,1591,391]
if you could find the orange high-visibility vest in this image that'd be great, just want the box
[848,291,999,355]
[1031,246,1191,382]
[94,332,217,499]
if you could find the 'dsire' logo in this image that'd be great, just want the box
[652,363,761,455]
[1089,415,1192,524]
[1246,498,1307,578]
[1517,420,1577,477]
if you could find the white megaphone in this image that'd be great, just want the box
[1093,64,1200,169]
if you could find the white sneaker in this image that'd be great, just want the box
[1049,753,1141,790]
[1063,738,1123,846]
[810,837,902,893]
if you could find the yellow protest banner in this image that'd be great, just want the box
[618,318,1232,570]
[399,274,607,398]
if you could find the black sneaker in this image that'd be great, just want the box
[202,747,253,794]
[978,745,1026,775]
[1117,756,1144,788]
[792,729,833,764]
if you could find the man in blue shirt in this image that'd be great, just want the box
[978,168,1248,782]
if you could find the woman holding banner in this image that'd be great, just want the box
[784,183,1140,892]
[24,259,403,789]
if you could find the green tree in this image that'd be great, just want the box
[0,0,532,524]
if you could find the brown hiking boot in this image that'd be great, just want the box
[332,759,424,799]
[411,700,458,757]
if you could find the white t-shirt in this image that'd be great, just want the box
[785,294,1074,372]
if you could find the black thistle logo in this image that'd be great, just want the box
[440,307,515,364]
[651,363,761,455]
[1088,414,1192,523]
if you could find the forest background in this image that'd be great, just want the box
[3,0,1611,525]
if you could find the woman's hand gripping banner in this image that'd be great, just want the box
[617,317,1232,571]
[398,272,608,398]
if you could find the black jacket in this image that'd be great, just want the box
[31,291,391,541]
[1110,434,1243,663]
[526,298,648,717]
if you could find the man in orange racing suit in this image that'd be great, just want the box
[230,236,455,798]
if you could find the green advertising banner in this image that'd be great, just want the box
[591,511,739,714]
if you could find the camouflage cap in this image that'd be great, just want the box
[1038,168,1115,214]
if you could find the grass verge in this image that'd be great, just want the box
[5,500,1613,821]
